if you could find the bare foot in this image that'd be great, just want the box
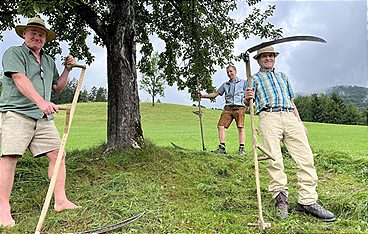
[0,207,15,228]
[0,219,15,228]
[54,200,81,212]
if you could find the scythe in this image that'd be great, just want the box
[242,35,326,231]
[171,80,207,152]
[35,64,87,234]
[34,64,144,234]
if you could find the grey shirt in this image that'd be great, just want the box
[217,77,246,106]
[0,43,59,120]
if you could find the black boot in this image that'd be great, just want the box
[212,144,226,154]
[238,146,246,155]
[274,192,289,219]
[296,202,336,222]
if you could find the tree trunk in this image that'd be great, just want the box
[152,94,155,106]
[105,3,143,150]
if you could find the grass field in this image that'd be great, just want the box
[1,102,367,234]
[56,102,368,156]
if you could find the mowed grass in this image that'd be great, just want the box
[1,102,367,234]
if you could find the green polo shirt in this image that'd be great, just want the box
[0,43,59,120]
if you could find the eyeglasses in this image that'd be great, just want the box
[39,64,45,97]
[40,64,44,79]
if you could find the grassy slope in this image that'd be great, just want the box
[1,102,367,234]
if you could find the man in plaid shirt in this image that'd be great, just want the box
[245,46,335,222]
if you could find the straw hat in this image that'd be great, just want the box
[253,46,279,60]
[15,16,56,42]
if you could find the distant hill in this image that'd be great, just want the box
[325,85,368,110]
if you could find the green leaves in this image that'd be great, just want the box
[137,1,282,100]
[294,92,365,125]
[32,1,45,14]
[139,51,166,106]
[1,0,282,100]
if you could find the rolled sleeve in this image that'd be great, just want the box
[217,83,225,96]
[2,47,27,77]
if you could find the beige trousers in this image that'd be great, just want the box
[258,111,318,205]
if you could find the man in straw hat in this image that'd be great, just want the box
[0,16,79,227]
[244,46,336,222]
[199,65,247,155]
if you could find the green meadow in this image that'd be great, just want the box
[1,102,367,234]
[55,102,368,156]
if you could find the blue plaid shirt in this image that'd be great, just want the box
[217,77,246,106]
[248,68,294,113]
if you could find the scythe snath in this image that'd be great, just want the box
[33,65,144,234]
[35,64,87,234]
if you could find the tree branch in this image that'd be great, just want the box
[168,1,183,15]
[0,9,17,17]
[74,1,109,43]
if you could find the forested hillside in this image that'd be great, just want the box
[326,85,368,110]
[293,85,367,125]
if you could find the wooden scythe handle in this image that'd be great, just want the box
[65,63,86,71]
[35,65,86,234]
[243,53,272,231]
[57,105,70,111]
[196,79,206,151]
[71,64,87,69]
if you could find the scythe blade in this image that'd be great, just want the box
[171,142,188,150]
[246,35,326,53]
[70,212,145,234]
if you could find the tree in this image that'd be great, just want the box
[95,87,107,102]
[140,51,165,106]
[310,94,325,123]
[79,89,89,103]
[51,77,88,104]
[330,92,346,124]
[343,103,359,125]
[87,86,106,102]
[296,92,364,125]
[51,78,75,104]
[294,95,312,121]
[88,86,98,102]
[0,1,282,151]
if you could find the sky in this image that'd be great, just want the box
[0,0,367,109]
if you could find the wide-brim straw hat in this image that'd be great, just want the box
[253,46,279,59]
[15,16,56,42]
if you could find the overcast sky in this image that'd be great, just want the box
[1,0,367,108]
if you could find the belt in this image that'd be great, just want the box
[225,105,245,110]
[262,107,294,112]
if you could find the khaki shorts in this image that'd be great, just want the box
[0,111,61,157]
[218,106,245,129]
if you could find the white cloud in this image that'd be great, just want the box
[1,0,367,108]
